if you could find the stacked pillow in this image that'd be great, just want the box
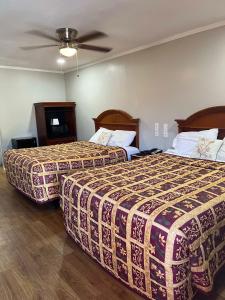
[172,128,225,161]
[89,127,112,146]
[212,139,225,162]
[89,127,136,147]
[191,137,223,161]
[172,129,218,156]
[108,130,136,147]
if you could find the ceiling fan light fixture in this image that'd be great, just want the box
[59,43,77,57]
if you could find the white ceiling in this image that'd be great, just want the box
[1,0,225,72]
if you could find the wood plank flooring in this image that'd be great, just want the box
[0,167,224,300]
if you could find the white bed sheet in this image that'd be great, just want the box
[165,148,190,158]
[123,146,140,160]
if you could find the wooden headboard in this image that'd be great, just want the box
[175,106,225,139]
[93,109,139,148]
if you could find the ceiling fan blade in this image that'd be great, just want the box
[20,44,58,50]
[26,30,59,42]
[78,44,112,53]
[76,31,107,43]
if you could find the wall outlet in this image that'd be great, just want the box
[154,122,159,137]
[163,123,168,137]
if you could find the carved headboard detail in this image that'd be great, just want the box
[175,106,225,139]
[93,109,139,148]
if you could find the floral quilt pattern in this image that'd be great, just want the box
[4,141,127,203]
[60,153,225,300]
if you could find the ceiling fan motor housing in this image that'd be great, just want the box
[56,28,78,42]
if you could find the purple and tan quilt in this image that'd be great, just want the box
[4,141,127,203]
[60,153,225,300]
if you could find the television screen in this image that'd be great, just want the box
[45,107,70,139]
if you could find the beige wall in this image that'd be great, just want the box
[65,26,225,150]
[0,69,66,163]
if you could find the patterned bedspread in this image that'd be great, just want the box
[4,141,127,203]
[60,153,225,300]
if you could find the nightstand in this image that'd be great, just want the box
[131,149,162,160]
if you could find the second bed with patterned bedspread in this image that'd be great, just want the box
[60,153,225,300]
[4,141,127,203]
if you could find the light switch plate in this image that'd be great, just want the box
[155,123,159,136]
[163,123,168,137]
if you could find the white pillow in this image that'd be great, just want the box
[175,136,199,156]
[107,130,136,147]
[94,131,112,146]
[216,138,225,162]
[172,128,218,148]
[191,138,223,161]
[89,127,113,144]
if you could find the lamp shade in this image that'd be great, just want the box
[51,118,60,126]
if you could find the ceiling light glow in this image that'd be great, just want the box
[59,46,77,57]
[57,58,65,64]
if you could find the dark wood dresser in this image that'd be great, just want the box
[34,102,76,146]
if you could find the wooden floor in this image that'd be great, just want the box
[0,167,225,300]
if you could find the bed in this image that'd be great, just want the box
[4,109,139,203]
[60,106,225,300]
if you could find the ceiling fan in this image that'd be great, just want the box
[21,28,112,57]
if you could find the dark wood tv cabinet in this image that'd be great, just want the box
[34,102,76,146]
